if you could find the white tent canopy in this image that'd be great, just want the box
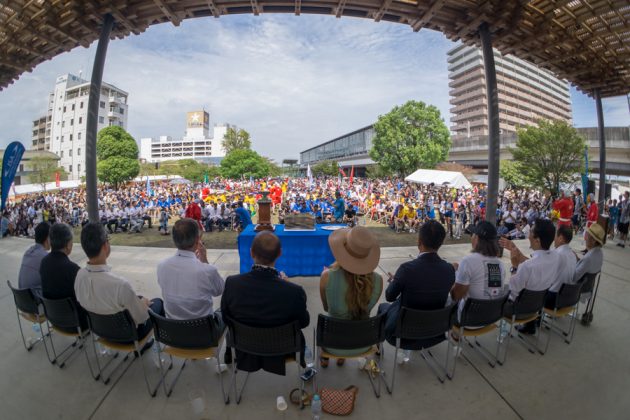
[405,169,472,189]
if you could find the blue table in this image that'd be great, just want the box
[238,224,343,276]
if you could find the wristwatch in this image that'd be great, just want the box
[510,266,518,274]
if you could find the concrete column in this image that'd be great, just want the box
[594,89,606,207]
[86,14,114,222]
[479,22,500,224]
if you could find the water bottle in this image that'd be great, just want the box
[311,394,322,420]
[32,323,41,334]
[152,342,165,368]
[497,321,510,343]
[305,346,314,368]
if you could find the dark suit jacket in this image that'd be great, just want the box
[40,251,80,300]
[221,269,310,375]
[383,252,455,349]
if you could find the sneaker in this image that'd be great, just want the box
[215,362,228,374]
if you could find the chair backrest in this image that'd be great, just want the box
[87,310,137,342]
[40,297,80,330]
[149,310,219,349]
[316,313,386,350]
[555,283,583,309]
[577,272,599,295]
[225,316,302,357]
[460,295,508,327]
[7,280,40,315]
[395,304,457,340]
[512,289,548,316]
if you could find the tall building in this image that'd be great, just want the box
[140,110,235,163]
[448,45,572,142]
[33,73,129,180]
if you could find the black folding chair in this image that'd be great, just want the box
[7,281,51,360]
[149,310,228,402]
[498,289,548,364]
[577,272,600,326]
[316,313,386,398]
[225,317,305,406]
[451,295,508,377]
[387,304,457,393]
[87,310,165,397]
[540,282,583,354]
[40,296,97,378]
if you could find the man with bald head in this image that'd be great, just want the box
[221,231,310,375]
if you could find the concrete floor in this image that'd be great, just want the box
[1,235,629,420]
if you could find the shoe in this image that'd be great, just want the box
[215,361,228,374]
[515,325,536,335]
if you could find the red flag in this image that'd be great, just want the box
[349,166,354,185]
[339,167,347,177]
[55,172,60,187]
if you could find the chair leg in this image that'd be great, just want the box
[135,340,165,398]
[216,356,229,404]
[159,353,182,397]
[49,333,83,369]
[385,339,399,395]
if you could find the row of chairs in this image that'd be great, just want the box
[7,272,599,405]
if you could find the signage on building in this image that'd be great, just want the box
[187,111,209,130]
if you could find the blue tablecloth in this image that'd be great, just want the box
[238,224,343,277]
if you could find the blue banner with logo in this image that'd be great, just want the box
[1,141,25,210]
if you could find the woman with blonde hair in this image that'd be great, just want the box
[319,225,383,367]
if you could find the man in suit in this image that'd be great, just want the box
[221,231,310,375]
[378,220,455,356]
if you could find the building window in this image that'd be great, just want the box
[19,164,24,172]
[69,134,73,141]
[70,119,74,126]
[61,135,64,142]
[99,101,105,108]
[71,104,75,111]
[77,148,81,156]
[80,102,83,109]
[78,132,82,140]
[78,117,82,124]
[69,165,72,173]
[119,108,124,115]
[69,149,72,157]
[77,164,81,173]
[98,116,104,124]
[61,151,64,157]
[62,121,65,128]
[63,106,66,112]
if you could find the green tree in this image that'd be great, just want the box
[511,120,586,195]
[222,127,252,154]
[29,156,67,190]
[96,126,140,188]
[499,160,529,189]
[365,164,393,179]
[369,100,451,177]
[311,160,339,177]
[220,149,270,179]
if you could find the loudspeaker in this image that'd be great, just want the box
[587,180,596,196]
[605,183,612,199]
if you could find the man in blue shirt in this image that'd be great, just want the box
[333,191,345,222]
[234,201,252,230]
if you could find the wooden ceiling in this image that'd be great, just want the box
[1,0,629,97]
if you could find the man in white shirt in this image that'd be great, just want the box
[500,219,561,334]
[157,218,225,324]
[74,222,164,344]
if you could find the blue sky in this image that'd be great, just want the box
[0,14,628,161]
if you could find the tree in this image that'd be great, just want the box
[220,149,271,179]
[511,120,586,195]
[222,127,252,154]
[365,164,393,179]
[29,156,67,190]
[499,160,528,189]
[96,126,140,188]
[435,161,475,177]
[311,160,339,177]
[369,100,451,177]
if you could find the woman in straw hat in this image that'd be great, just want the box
[319,225,383,367]
[574,222,604,283]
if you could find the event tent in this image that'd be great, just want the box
[405,169,472,189]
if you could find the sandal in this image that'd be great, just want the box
[290,388,312,408]
[320,357,329,368]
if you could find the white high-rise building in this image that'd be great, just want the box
[35,73,129,180]
[140,110,235,163]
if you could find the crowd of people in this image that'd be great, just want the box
[3,176,629,249]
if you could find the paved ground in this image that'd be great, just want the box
[1,235,629,420]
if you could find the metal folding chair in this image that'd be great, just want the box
[577,272,600,326]
[7,281,51,360]
[540,282,583,354]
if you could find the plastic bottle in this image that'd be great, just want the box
[32,323,41,334]
[311,394,322,420]
[305,346,314,368]
[497,321,510,343]
[152,342,166,368]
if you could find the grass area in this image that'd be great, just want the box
[73,216,471,249]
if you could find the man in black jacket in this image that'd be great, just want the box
[221,231,310,375]
[378,220,455,351]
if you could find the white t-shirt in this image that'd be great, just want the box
[509,249,561,300]
[456,252,506,300]
[549,244,577,292]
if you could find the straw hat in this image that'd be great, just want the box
[586,223,605,245]
[328,226,380,275]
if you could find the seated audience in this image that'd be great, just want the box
[378,220,455,359]
[234,201,252,230]
[451,221,506,319]
[18,222,50,296]
[319,226,383,367]
[221,231,309,375]
[74,222,164,344]
[574,223,604,282]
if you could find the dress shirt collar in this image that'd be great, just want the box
[176,250,196,259]
[85,264,112,273]
[251,264,280,278]
[531,249,551,258]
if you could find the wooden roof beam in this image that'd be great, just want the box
[295,0,301,16]
[411,0,444,32]
[335,0,347,18]
[104,2,141,35]
[250,0,261,16]
[204,0,221,18]
[153,0,181,26]
[374,0,393,23]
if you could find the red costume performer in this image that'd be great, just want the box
[553,194,574,227]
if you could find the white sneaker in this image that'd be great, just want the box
[356,357,367,370]
[216,363,228,374]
